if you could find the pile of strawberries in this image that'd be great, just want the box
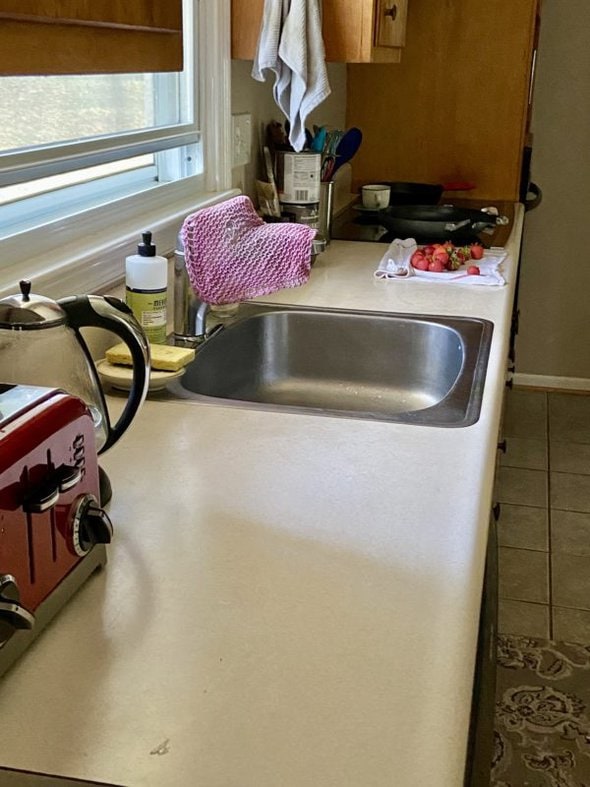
[410,242,485,274]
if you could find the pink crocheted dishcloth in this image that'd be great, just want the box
[181,195,316,305]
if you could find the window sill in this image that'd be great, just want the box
[0,180,240,300]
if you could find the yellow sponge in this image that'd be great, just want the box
[106,343,195,372]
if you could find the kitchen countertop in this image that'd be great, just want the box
[0,211,523,787]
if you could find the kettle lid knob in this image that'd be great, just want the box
[19,280,32,302]
[0,280,66,329]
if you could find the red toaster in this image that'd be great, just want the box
[0,383,113,676]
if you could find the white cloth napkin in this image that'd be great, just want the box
[252,0,331,152]
[374,239,507,286]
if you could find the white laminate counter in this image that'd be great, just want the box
[0,210,523,787]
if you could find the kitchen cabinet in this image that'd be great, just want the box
[0,1,183,75]
[346,0,540,201]
[231,0,408,63]
[465,514,498,786]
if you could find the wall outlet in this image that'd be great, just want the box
[232,113,252,168]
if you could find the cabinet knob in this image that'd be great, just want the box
[384,3,398,20]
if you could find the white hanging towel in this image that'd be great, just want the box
[252,0,331,152]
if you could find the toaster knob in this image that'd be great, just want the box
[0,574,35,645]
[71,494,114,557]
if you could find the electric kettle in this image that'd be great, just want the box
[0,280,150,454]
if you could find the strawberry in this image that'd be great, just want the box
[412,255,429,271]
[470,243,484,260]
[432,249,449,267]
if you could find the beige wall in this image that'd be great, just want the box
[516,0,590,381]
[230,60,347,198]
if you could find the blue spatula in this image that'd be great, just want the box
[332,127,362,175]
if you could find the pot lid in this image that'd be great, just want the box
[0,280,66,329]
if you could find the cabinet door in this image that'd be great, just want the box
[322,0,375,62]
[374,0,408,49]
[231,0,264,61]
[231,0,406,63]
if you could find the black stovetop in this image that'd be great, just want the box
[331,204,507,248]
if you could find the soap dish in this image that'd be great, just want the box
[97,359,185,393]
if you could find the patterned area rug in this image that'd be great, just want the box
[493,634,590,786]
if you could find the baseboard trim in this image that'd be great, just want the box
[513,373,590,392]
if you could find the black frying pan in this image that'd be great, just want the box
[376,205,509,237]
[377,181,443,206]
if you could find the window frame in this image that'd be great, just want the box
[0,0,235,300]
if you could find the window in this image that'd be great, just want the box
[0,64,199,235]
[0,0,233,299]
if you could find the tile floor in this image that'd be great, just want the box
[497,387,590,643]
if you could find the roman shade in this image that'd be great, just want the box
[0,1,183,74]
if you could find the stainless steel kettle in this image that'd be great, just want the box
[0,280,150,454]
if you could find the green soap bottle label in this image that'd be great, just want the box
[126,288,167,344]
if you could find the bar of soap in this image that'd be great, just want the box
[106,343,195,372]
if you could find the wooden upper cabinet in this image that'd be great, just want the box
[0,1,183,74]
[231,0,408,64]
[346,0,540,202]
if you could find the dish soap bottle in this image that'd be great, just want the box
[125,231,168,344]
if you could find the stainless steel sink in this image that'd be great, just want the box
[170,304,493,427]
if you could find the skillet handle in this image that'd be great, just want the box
[481,208,510,226]
[524,182,542,212]
[444,219,471,232]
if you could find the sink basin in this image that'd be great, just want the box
[172,304,493,427]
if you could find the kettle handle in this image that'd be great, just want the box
[58,295,150,453]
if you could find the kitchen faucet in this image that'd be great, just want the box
[173,233,210,345]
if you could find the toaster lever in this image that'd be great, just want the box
[22,465,83,514]
[23,478,60,513]
[55,464,83,492]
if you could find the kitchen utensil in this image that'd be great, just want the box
[0,281,150,454]
[320,154,335,182]
[442,181,477,192]
[375,205,508,237]
[332,126,362,175]
[320,130,343,182]
[262,146,281,217]
[311,126,327,153]
[371,181,477,206]
[318,180,335,244]
[376,181,444,206]
[324,129,342,154]
[0,383,112,676]
[266,120,288,151]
